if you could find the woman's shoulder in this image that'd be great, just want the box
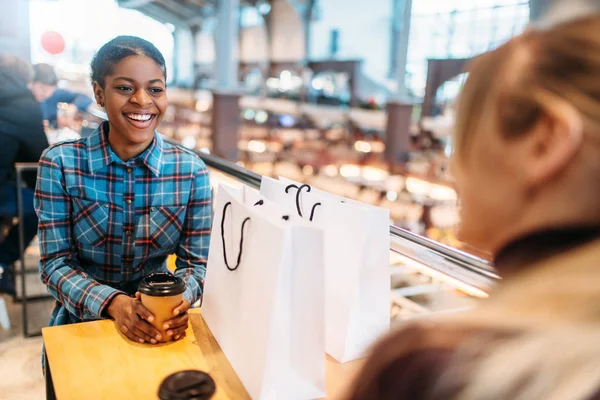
[344,322,460,400]
[344,320,518,400]
[160,140,207,172]
[40,138,87,164]
[369,320,496,361]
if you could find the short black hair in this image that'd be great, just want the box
[90,35,167,88]
[32,63,58,86]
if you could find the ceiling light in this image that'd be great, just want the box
[257,0,271,15]
[248,140,267,153]
[181,136,196,150]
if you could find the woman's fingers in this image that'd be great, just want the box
[168,324,188,340]
[115,295,191,344]
[132,314,162,341]
[133,298,155,323]
[119,323,144,343]
[173,331,187,341]
[163,310,189,338]
[163,312,188,331]
[132,325,157,344]
[172,299,191,316]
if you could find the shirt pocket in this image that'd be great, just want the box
[136,205,186,254]
[72,197,110,247]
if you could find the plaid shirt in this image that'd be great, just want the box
[34,122,211,326]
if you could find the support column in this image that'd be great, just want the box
[173,26,196,88]
[385,0,413,166]
[212,92,241,161]
[263,12,274,97]
[394,0,412,99]
[385,102,413,165]
[212,0,241,161]
[214,0,240,90]
[300,0,315,103]
[190,25,200,90]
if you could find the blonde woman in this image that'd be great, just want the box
[345,14,600,400]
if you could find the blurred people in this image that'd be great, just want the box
[44,102,82,145]
[0,55,49,296]
[344,14,600,400]
[30,63,93,127]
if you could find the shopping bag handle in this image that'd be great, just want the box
[221,202,251,271]
[285,184,321,221]
[254,199,291,221]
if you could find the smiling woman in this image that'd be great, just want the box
[91,36,168,161]
[34,36,212,349]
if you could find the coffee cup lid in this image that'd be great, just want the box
[158,370,216,400]
[138,273,186,297]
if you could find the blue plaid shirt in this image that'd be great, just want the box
[34,122,211,327]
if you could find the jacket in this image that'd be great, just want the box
[344,234,600,400]
[0,68,48,189]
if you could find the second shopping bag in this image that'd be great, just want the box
[202,184,326,400]
[261,177,390,363]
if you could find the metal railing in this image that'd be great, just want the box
[79,109,501,291]
[161,137,500,292]
[11,128,498,339]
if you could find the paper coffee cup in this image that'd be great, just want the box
[138,273,186,343]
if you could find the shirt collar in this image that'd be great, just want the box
[87,121,163,177]
[137,132,163,177]
[87,121,112,173]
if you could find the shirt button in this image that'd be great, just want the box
[126,199,132,205]
[104,204,109,208]
[127,168,133,173]
[125,230,131,237]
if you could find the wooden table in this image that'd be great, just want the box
[43,309,362,399]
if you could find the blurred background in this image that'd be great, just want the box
[7,0,559,259]
[1,1,586,396]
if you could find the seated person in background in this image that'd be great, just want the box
[344,15,600,400]
[34,36,211,345]
[30,63,93,127]
[0,55,49,296]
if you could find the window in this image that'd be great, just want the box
[406,1,529,98]
[241,6,264,28]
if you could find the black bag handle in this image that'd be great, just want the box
[284,184,321,221]
[220,202,250,271]
[255,198,290,221]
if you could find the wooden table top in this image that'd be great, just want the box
[42,309,362,400]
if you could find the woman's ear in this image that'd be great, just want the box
[523,92,584,189]
[92,81,105,108]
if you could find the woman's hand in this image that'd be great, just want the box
[162,297,191,341]
[107,294,162,344]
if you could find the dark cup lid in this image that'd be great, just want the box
[138,273,186,297]
[158,370,216,400]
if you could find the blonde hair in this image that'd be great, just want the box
[454,14,600,157]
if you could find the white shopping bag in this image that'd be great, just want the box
[202,184,326,400]
[261,177,390,362]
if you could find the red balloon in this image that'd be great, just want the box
[41,31,65,55]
